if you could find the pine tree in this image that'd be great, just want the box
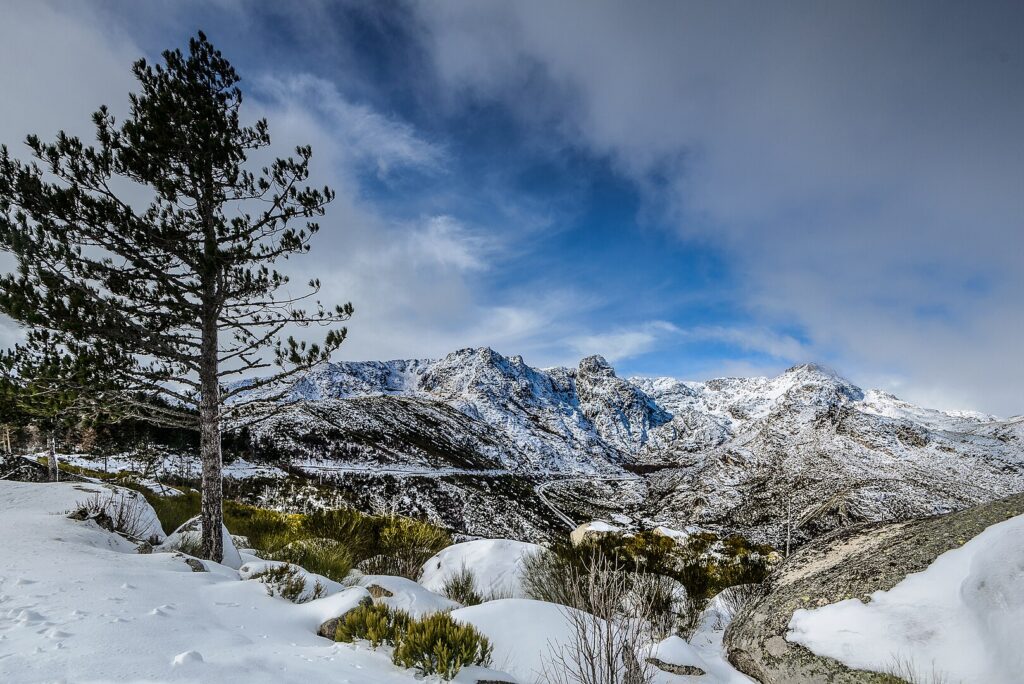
[0,334,121,480]
[0,32,351,561]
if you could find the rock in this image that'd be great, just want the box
[181,557,207,573]
[365,584,394,599]
[725,492,1024,683]
[570,520,622,546]
[646,657,705,676]
[316,595,373,640]
[91,511,115,532]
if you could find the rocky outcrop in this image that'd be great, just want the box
[724,493,1024,683]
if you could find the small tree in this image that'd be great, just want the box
[0,32,351,561]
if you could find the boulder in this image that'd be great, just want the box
[725,493,1024,683]
[569,520,622,547]
[645,635,708,677]
[316,595,373,640]
[182,556,207,573]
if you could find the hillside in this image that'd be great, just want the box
[227,347,1024,545]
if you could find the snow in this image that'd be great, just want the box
[356,574,459,616]
[0,481,415,683]
[419,539,543,598]
[787,512,1024,683]
[454,597,752,684]
[223,457,289,479]
[451,598,580,683]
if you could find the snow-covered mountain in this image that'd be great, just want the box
[237,347,1024,544]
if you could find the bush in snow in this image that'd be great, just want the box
[440,565,483,606]
[70,490,157,542]
[249,563,326,604]
[359,515,452,580]
[334,603,411,647]
[715,582,762,623]
[540,553,657,684]
[391,611,493,680]
[139,489,200,534]
[524,530,770,635]
[268,538,354,584]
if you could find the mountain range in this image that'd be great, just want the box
[236,347,1024,546]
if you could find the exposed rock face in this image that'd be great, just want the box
[724,493,1024,683]
[231,348,1024,544]
[576,355,671,456]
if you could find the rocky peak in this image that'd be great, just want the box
[578,354,616,378]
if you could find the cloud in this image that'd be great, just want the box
[0,2,570,373]
[417,1,1024,414]
[253,74,445,179]
[568,320,681,362]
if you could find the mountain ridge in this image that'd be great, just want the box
[235,346,1024,544]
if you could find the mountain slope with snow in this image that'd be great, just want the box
[236,348,1024,544]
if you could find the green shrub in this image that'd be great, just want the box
[359,515,452,580]
[391,612,492,680]
[132,491,450,582]
[222,502,295,551]
[440,565,483,606]
[300,508,382,560]
[250,563,325,604]
[142,490,200,534]
[335,603,411,647]
[269,538,354,583]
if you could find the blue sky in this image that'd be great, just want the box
[0,1,1022,415]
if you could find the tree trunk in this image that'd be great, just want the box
[47,434,58,482]
[199,313,224,563]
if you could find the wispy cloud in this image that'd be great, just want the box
[255,73,445,179]
[568,320,681,362]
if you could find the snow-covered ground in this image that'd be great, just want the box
[0,481,418,683]
[788,511,1024,683]
[0,480,751,683]
[419,538,543,598]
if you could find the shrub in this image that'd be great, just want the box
[249,563,325,604]
[440,565,483,606]
[391,612,492,680]
[300,508,382,560]
[139,489,200,534]
[168,535,204,558]
[540,554,656,684]
[521,543,585,608]
[269,538,354,583]
[360,515,452,580]
[71,491,151,540]
[335,603,411,647]
[716,582,762,623]
[222,502,295,551]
